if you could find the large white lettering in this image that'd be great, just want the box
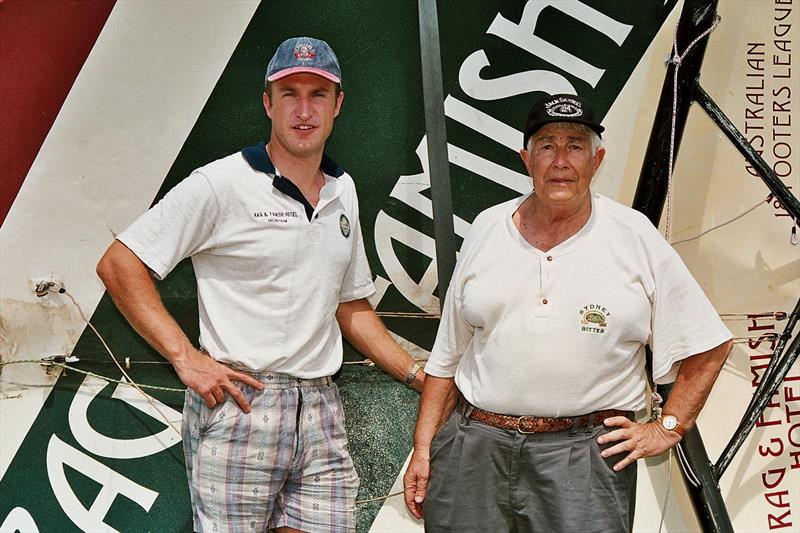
[69,375,181,459]
[459,49,575,100]
[389,137,471,237]
[46,435,158,533]
[444,95,527,151]
[0,507,39,533]
[374,211,439,313]
[487,0,633,88]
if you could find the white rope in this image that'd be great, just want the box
[356,491,403,505]
[670,194,771,245]
[23,289,421,507]
[62,290,183,436]
[665,14,722,241]
[658,449,674,533]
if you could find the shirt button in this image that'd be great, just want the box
[542,298,548,305]
[547,256,553,261]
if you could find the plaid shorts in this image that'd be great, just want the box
[182,371,358,532]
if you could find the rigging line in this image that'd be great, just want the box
[375,311,440,319]
[0,359,187,392]
[658,449,674,533]
[670,195,771,246]
[665,14,722,242]
[62,290,183,436]
[343,358,428,366]
[3,354,417,507]
[719,311,786,321]
[355,491,403,505]
[731,333,779,341]
[2,357,428,388]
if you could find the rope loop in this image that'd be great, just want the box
[665,13,722,242]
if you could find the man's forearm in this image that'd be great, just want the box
[97,240,263,410]
[336,298,424,391]
[97,240,195,363]
[661,339,732,430]
[413,376,458,451]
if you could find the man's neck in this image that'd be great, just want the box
[266,142,324,189]
[513,193,592,252]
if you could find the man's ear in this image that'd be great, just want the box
[519,148,532,175]
[263,91,272,119]
[333,90,344,118]
[592,146,606,174]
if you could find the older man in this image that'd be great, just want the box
[97,37,424,532]
[403,93,731,532]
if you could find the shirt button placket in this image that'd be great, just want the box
[538,254,553,314]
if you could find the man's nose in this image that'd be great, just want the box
[296,96,312,119]
[553,146,569,166]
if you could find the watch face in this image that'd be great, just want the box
[662,415,678,431]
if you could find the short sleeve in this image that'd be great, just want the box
[423,279,475,377]
[339,202,375,302]
[650,251,732,384]
[423,225,480,377]
[116,172,219,279]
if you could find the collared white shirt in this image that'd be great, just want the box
[118,144,375,376]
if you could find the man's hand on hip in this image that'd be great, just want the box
[173,349,264,413]
[403,447,431,519]
[597,416,683,471]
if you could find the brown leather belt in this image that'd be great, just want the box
[468,405,630,434]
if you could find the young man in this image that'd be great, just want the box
[97,36,424,533]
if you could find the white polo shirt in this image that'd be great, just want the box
[425,193,731,416]
[117,143,375,376]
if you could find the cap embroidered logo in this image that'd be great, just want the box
[545,98,584,118]
[294,41,316,61]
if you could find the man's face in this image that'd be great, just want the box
[263,73,343,159]
[519,123,605,206]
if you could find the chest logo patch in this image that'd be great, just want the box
[253,210,299,223]
[579,304,610,334]
[339,213,351,238]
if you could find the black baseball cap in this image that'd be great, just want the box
[523,93,604,148]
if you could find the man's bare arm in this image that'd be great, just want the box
[598,339,732,470]
[403,375,459,518]
[96,240,262,411]
[336,298,425,392]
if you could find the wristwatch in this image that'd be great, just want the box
[404,361,423,386]
[660,414,687,438]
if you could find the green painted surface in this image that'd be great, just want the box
[1,2,679,531]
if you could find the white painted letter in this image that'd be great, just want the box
[389,137,471,238]
[69,375,181,459]
[0,507,39,533]
[374,211,440,313]
[488,0,633,88]
[46,435,158,533]
[459,49,575,100]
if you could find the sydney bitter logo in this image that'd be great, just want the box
[579,304,610,334]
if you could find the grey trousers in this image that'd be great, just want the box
[424,410,637,533]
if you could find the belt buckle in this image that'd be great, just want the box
[516,415,536,434]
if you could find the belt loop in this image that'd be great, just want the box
[460,400,474,425]
[584,412,595,435]
[570,417,579,437]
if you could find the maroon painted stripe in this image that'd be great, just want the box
[0,0,115,226]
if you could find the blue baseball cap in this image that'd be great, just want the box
[266,37,341,85]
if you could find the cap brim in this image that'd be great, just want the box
[524,118,604,147]
[267,67,340,84]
